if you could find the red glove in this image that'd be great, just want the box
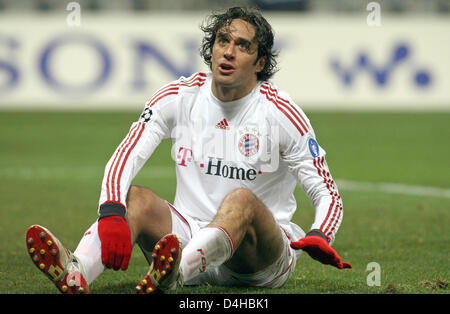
[290,233,351,269]
[98,216,132,271]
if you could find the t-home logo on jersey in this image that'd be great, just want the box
[172,125,280,173]
[203,157,259,181]
[176,149,260,181]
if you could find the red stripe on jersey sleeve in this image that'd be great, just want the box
[115,122,146,202]
[149,90,179,107]
[260,87,305,136]
[313,157,342,237]
[263,84,310,132]
[320,157,342,237]
[146,72,206,108]
[325,202,342,237]
[147,73,202,103]
[314,157,337,233]
[260,84,309,136]
[261,84,310,133]
[106,123,139,201]
[109,123,142,202]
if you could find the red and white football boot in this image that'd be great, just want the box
[26,225,88,294]
[135,233,183,294]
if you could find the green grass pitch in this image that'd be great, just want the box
[0,111,448,294]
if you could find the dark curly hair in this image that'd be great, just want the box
[200,7,279,81]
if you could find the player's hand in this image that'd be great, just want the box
[290,234,351,269]
[98,216,132,271]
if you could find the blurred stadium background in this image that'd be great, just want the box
[1,0,449,110]
[0,0,449,294]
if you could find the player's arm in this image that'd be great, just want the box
[96,87,177,271]
[275,101,351,269]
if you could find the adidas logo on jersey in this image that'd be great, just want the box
[215,119,230,130]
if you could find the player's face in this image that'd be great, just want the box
[211,19,265,100]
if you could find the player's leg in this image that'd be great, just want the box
[132,187,200,294]
[180,188,285,284]
[125,185,173,254]
[214,188,284,273]
[26,185,175,293]
[75,185,174,282]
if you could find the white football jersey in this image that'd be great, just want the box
[99,72,343,245]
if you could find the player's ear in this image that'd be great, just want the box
[255,56,266,74]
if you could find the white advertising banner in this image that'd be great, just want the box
[0,12,449,111]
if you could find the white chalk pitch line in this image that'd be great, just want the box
[1,166,450,199]
[336,179,450,199]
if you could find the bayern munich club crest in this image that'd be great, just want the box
[238,133,260,157]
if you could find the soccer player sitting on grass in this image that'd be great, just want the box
[26,7,351,294]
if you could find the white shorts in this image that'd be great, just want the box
[166,201,298,288]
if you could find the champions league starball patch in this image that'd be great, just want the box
[140,107,153,123]
[239,133,260,157]
[308,138,320,158]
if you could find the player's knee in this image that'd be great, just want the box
[126,185,159,219]
[223,188,260,219]
[126,186,172,245]
[225,188,257,206]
